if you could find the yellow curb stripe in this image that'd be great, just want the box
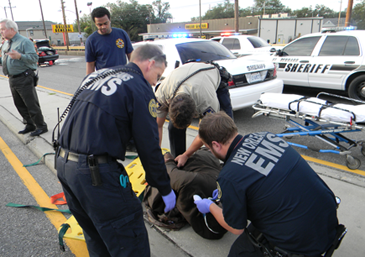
[0,74,74,96]
[0,137,88,256]
[302,154,365,176]
[37,85,74,96]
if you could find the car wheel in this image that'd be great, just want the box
[348,75,365,101]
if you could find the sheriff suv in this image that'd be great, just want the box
[133,38,283,111]
[272,30,365,101]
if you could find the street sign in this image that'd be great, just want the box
[52,24,74,33]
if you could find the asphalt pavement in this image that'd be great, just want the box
[1,61,365,256]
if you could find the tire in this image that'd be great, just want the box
[348,75,365,101]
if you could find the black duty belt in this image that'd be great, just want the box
[59,148,109,163]
[9,69,35,78]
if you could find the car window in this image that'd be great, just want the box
[247,37,270,48]
[176,41,236,64]
[221,38,233,49]
[319,36,360,56]
[281,36,321,56]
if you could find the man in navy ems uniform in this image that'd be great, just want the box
[56,44,176,257]
[195,112,340,257]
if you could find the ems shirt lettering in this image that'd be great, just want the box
[85,28,133,70]
[231,132,289,176]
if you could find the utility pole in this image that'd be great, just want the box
[74,0,83,45]
[8,0,14,21]
[38,0,48,39]
[61,0,70,51]
[337,0,342,28]
[234,0,239,33]
[199,0,202,38]
[345,0,353,27]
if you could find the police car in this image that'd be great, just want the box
[211,34,278,57]
[273,30,365,101]
[133,38,283,110]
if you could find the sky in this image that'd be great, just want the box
[0,0,356,24]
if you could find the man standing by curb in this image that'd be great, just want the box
[85,7,133,75]
[0,19,47,137]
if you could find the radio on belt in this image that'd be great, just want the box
[88,154,103,186]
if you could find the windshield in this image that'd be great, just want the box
[176,41,236,64]
[247,37,270,48]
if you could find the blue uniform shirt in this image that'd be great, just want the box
[85,28,133,70]
[58,63,171,196]
[218,132,338,255]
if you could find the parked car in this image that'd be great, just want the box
[272,30,365,101]
[133,38,283,110]
[35,39,59,65]
[211,35,278,57]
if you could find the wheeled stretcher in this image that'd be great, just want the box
[252,92,365,169]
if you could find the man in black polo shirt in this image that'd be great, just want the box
[195,112,340,257]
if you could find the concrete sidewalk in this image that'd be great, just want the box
[0,74,364,256]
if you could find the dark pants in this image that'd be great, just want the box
[56,150,150,257]
[9,71,47,129]
[228,225,265,257]
[229,224,323,257]
[168,121,187,157]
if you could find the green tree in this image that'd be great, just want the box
[107,0,150,42]
[73,13,93,37]
[352,0,365,29]
[151,0,172,23]
[203,0,235,20]
[253,0,285,14]
[292,5,336,18]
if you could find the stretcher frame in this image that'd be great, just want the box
[252,92,365,170]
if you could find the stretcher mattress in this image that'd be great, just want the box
[259,93,365,123]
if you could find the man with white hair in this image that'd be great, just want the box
[0,19,47,136]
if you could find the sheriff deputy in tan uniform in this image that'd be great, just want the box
[155,62,233,167]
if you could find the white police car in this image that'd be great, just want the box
[134,38,283,110]
[211,35,278,57]
[273,30,365,101]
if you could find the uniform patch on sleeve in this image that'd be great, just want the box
[116,39,125,49]
[203,107,215,116]
[216,182,222,200]
[149,99,157,118]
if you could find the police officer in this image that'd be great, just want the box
[155,62,233,167]
[56,44,176,257]
[195,112,340,257]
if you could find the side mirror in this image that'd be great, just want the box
[277,49,283,56]
[270,47,276,53]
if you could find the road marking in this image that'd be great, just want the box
[302,155,365,176]
[0,136,88,256]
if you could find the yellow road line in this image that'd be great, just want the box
[302,154,365,176]
[0,137,88,256]
[0,74,74,96]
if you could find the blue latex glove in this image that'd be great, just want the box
[194,198,213,214]
[162,190,176,213]
[212,189,219,200]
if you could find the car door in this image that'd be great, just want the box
[308,35,362,91]
[272,36,322,87]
